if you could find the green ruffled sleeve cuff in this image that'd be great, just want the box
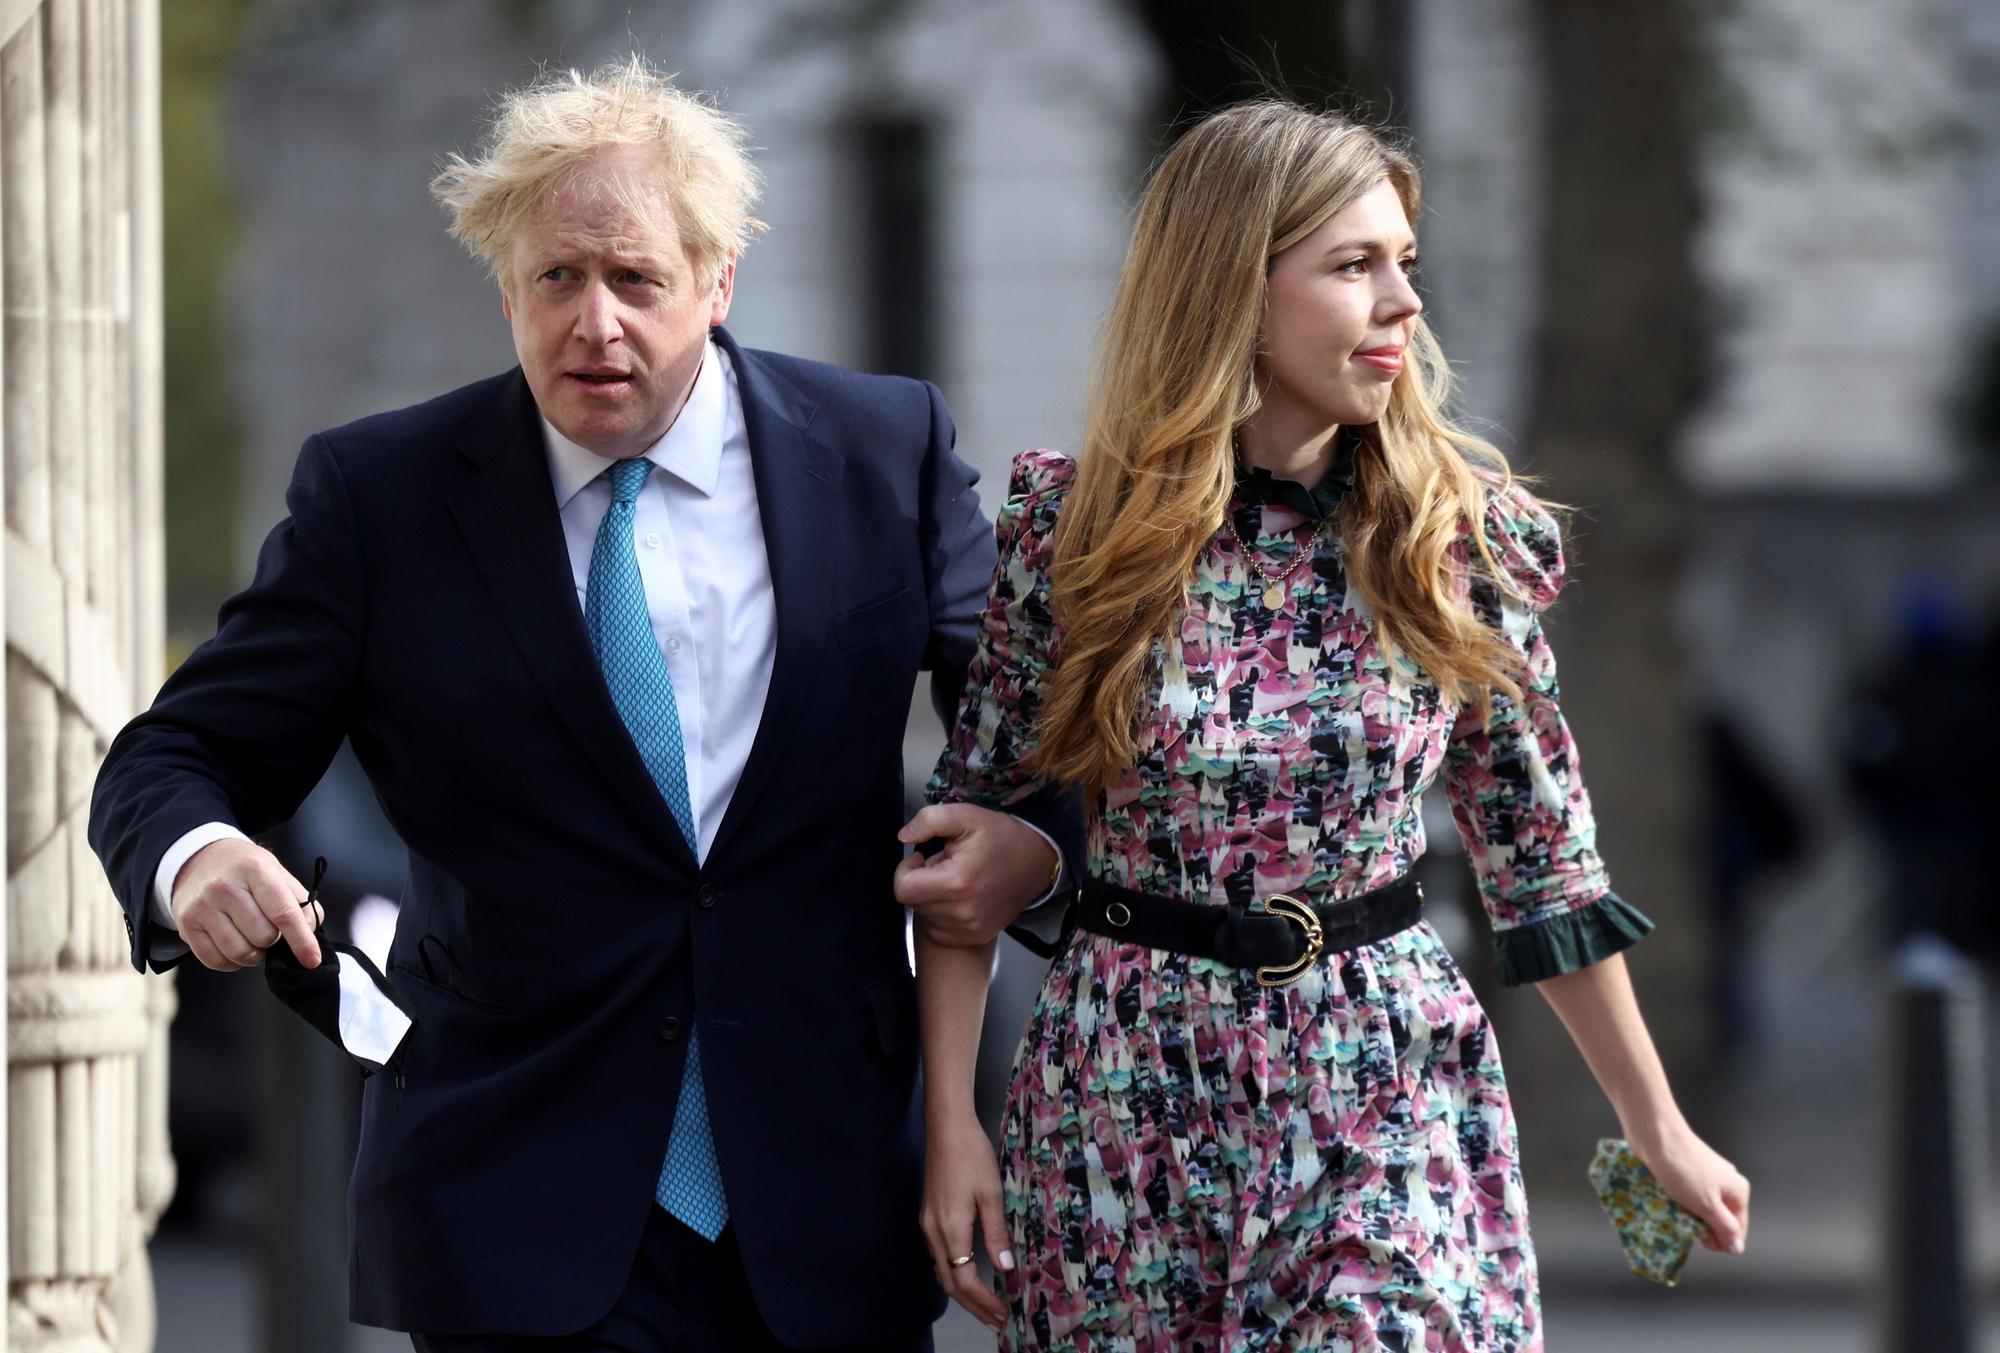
[1493,890,1655,987]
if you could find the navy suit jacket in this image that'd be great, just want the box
[89,329,1074,1344]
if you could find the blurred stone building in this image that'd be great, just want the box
[227,0,1158,548]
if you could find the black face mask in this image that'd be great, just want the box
[264,858,416,1077]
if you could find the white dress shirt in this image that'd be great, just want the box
[546,341,773,862]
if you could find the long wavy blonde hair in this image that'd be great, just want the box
[1036,101,1530,796]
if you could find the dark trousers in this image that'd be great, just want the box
[410,1208,935,1353]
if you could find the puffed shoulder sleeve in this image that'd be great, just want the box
[1441,481,1655,986]
[925,449,1075,809]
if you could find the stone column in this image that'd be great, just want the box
[3,1,169,1348]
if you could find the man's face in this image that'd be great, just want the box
[502,145,734,460]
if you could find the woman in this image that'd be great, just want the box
[904,101,1750,1350]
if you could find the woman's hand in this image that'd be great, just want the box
[1631,1123,1751,1254]
[920,1106,1015,1334]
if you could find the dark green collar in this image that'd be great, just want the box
[1232,431,1357,520]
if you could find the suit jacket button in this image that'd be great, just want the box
[696,884,718,910]
[657,1017,683,1042]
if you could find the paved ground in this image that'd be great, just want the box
[154,1231,1999,1352]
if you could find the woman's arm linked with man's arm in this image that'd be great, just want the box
[911,923,1013,1333]
[901,450,1076,1332]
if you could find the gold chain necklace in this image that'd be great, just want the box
[1223,514,1328,611]
[1228,432,1337,609]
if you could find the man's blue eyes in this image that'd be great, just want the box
[540,268,653,285]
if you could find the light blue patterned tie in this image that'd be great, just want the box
[585,457,728,1241]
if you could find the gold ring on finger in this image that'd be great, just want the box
[949,1254,974,1268]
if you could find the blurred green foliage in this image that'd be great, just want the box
[162,0,249,638]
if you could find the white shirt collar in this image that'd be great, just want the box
[543,338,728,507]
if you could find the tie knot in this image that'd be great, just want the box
[608,457,653,505]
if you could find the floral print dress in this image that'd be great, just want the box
[927,447,1654,1352]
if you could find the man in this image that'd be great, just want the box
[90,58,1068,1351]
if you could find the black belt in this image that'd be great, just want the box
[1067,873,1424,986]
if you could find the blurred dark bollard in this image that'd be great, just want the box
[1882,934,1986,1353]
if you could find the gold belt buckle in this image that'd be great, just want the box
[1253,894,1325,987]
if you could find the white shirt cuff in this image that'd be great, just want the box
[1017,819,1066,910]
[152,822,252,931]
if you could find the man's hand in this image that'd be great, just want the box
[170,838,322,973]
[895,803,1058,948]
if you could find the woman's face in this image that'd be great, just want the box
[1255,179,1423,433]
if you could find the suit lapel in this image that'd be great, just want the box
[444,371,700,874]
[708,329,836,863]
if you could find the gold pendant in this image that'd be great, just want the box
[1262,582,1287,610]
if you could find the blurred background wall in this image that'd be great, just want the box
[146,0,1999,1349]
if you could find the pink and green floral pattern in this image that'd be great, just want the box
[1587,1138,1707,1286]
[929,449,1652,1351]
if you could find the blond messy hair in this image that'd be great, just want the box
[430,55,766,290]
[1036,101,1528,795]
